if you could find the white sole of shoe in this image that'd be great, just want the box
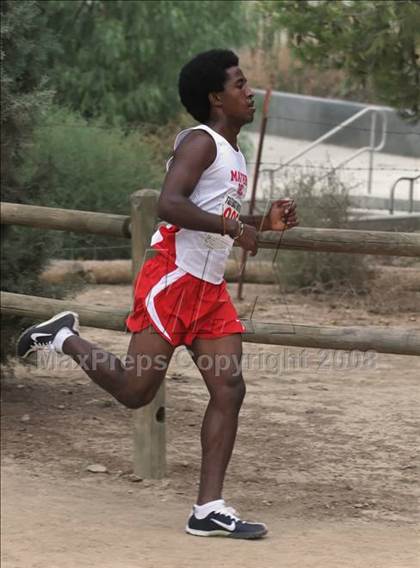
[185,527,231,537]
[185,526,267,539]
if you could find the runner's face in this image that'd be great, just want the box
[218,67,255,124]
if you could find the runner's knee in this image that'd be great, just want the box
[117,387,156,409]
[116,371,160,409]
[210,373,246,410]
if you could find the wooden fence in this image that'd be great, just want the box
[1,190,420,479]
[3,199,420,256]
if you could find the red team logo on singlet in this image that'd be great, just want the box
[222,170,247,220]
[230,169,247,197]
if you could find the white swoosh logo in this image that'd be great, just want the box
[31,333,50,341]
[211,518,236,531]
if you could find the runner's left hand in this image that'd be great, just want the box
[266,199,299,231]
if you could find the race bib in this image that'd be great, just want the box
[222,194,241,220]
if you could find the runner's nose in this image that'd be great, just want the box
[245,85,254,99]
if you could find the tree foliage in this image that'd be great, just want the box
[42,0,251,125]
[1,0,55,286]
[1,0,55,201]
[257,0,420,121]
[1,0,58,361]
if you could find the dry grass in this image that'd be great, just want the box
[363,265,420,315]
[306,262,420,316]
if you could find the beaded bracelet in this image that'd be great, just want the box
[233,220,244,240]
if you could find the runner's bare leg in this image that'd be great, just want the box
[190,333,245,504]
[62,325,174,408]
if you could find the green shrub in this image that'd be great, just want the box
[19,106,164,259]
[271,171,372,292]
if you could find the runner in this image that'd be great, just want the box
[17,49,298,539]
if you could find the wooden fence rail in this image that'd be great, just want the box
[258,227,420,256]
[2,201,420,256]
[2,291,420,356]
[1,202,131,238]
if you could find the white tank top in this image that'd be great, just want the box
[152,124,248,284]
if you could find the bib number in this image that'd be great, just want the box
[222,195,241,220]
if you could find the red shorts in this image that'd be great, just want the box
[126,252,245,347]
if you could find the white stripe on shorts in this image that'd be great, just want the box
[144,267,186,341]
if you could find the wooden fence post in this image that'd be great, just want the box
[130,189,166,479]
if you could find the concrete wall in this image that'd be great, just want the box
[245,90,420,158]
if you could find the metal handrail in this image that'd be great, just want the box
[261,106,388,196]
[389,175,420,214]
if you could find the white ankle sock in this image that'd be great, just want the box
[53,327,75,354]
[194,498,225,519]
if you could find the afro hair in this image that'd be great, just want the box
[178,49,239,123]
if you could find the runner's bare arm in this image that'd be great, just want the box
[158,131,240,237]
[240,200,299,232]
[239,214,270,231]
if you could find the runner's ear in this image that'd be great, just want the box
[209,92,222,108]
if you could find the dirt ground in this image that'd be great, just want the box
[2,267,420,568]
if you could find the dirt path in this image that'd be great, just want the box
[2,464,419,568]
[2,280,420,567]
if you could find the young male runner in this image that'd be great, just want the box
[17,50,298,539]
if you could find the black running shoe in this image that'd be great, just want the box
[186,503,267,539]
[16,311,80,358]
